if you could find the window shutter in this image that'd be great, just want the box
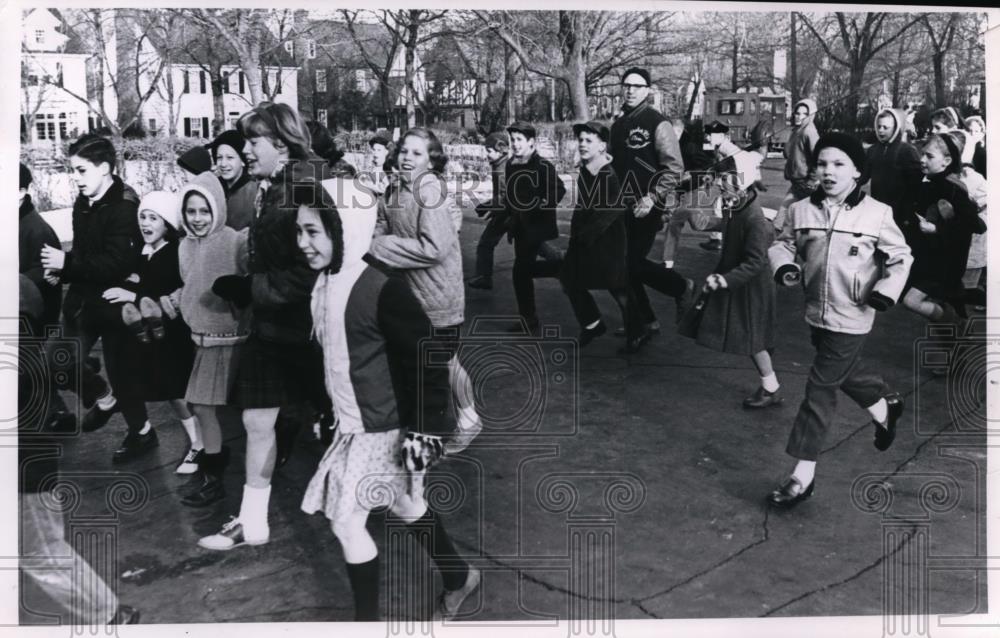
[239,71,245,94]
[200,71,206,94]
[202,118,210,138]
[184,118,191,137]
[183,71,190,94]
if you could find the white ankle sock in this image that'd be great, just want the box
[138,421,152,435]
[238,484,271,538]
[791,460,816,487]
[96,392,117,411]
[761,373,779,393]
[181,416,203,449]
[585,319,601,330]
[664,260,674,269]
[868,399,888,426]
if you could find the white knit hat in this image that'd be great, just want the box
[138,190,181,231]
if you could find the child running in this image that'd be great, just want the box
[298,178,479,621]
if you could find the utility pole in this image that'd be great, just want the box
[790,12,798,110]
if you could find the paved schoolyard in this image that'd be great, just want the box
[25,159,989,626]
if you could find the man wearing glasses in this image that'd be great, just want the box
[609,67,693,353]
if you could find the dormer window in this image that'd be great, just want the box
[34,29,44,45]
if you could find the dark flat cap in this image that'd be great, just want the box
[704,120,730,134]
[484,132,509,151]
[506,121,536,139]
[572,120,610,143]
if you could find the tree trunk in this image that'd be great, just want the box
[932,52,946,107]
[731,36,739,92]
[243,56,263,106]
[790,12,798,108]
[211,67,225,135]
[685,76,700,120]
[504,45,516,124]
[845,63,865,132]
[404,14,419,129]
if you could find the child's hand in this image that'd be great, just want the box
[915,214,937,234]
[40,245,65,270]
[632,195,654,218]
[125,273,140,284]
[704,273,728,291]
[43,269,60,286]
[102,287,137,304]
[159,294,179,320]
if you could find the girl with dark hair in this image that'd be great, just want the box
[298,179,479,621]
[199,102,329,549]
[40,133,141,440]
[369,128,480,454]
[206,129,257,231]
[901,133,985,326]
[102,190,198,469]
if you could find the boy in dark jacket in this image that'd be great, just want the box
[503,121,567,330]
[40,134,142,434]
[866,108,923,240]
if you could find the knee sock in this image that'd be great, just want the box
[181,416,203,450]
[238,484,271,539]
[408,511,469,591]
[345,557,380,621]
[867,398,888,426]
[761,373,779,393]
[791,460,816,487]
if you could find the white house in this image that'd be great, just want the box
[21,9,95,144]
[139,64,300,138]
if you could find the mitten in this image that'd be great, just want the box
[934,198,955,221]
[212,275,252,308]
[868,291,895,312]
[774,264,801,286]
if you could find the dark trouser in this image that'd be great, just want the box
[786,327,889,461]
[46,301,110,410]
[477,217,561,281]
[512,237,561,319]
[565,286,641,339]
[101,327,148,435]
[626,218,687,324]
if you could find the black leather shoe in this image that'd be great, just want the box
[743,387,783,409]
[579,321,607,347]
[618,328,652,355]
[181,474,226,507]
[466,276,493,290]
[874,393,904,451]
[767,477,815,508]
[112,429,159,464]
[108,605,140,625]
[81,402,120,432]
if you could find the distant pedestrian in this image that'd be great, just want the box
[866,108,923,241]
[466,131,512,290]
[206,129,258,231]
[773,98,820,231]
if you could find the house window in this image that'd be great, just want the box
[183,70,190,94]
[238,71,245,94]
[148,118,157,134]
[317,109,327,125]
[355,69,367,92]
[306,40,317,60]
[200,71,207,94]
[34,30,44,45]
[316,69,327,93]
[185,117,206,138]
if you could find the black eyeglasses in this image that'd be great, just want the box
[622,83,648,90]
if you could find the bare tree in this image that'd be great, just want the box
[797,11,924,130]
[922,12,962,108]
[20,48,52,142]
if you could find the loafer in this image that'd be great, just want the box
[466,276,493,290]
[198,517,269,551]
[108,605,140,625]
[112,429,159,464]
[175,448,203,474]
[618,327,652,355]
[139,297,165,340]
[743,387,783,409]
[81,402,120,433]
[181,474,226,508]
[767,476,815,508]
[433,567,481,621]
[120,303,149,344]
[614,321,659,337]
[579,321,607,347]
[874,393,904,451]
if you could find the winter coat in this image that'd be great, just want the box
[18,275,58,494]
[178,171,250,347]
[504,151,567,244]
[695,191,776,355]
[223,171,258,232]
[960,166,988,270]
[560,158,628,291]
[907,171,984,302]
[247,157,328,344]
[768,185,913,335]
[370,171,464,326]
[311,178,452,437]
[19,195,62,327]
[783,98,820,187]
[60,176,142,325]
[866,108,923,230]
[609,101,685,220]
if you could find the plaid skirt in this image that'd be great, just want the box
[231,334,326,410]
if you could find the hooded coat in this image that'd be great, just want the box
[866,108,923,232]
[783,98,820,186]
[311,178,452,437]
[178,171,250,346]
